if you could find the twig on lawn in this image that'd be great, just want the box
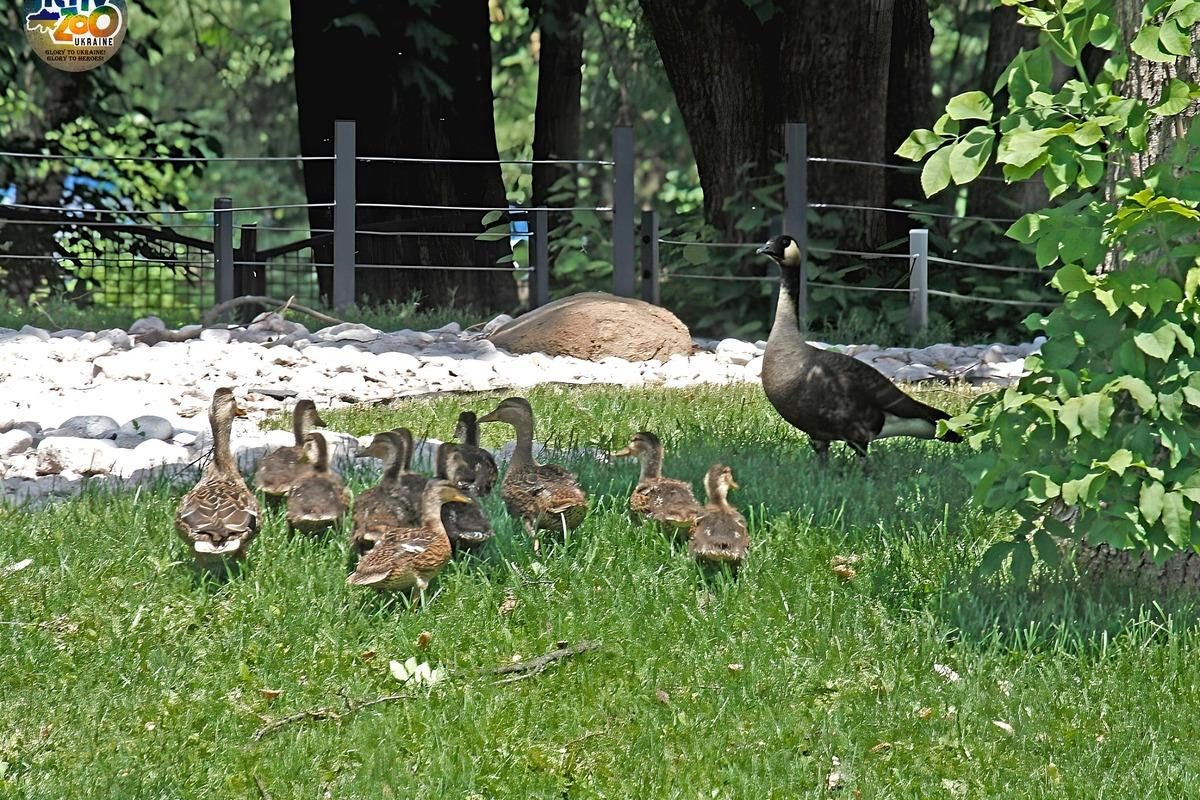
[250,692,414,742]
[253,772,273,800]
[493,640,600,684]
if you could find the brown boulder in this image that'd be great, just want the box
[489,292,693,362]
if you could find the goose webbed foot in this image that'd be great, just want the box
[811,439,831,466]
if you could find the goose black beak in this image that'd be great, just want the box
[756,240,784,260]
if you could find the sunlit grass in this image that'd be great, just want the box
[2,383,1198,797]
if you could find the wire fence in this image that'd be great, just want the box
[0,120,1057,332]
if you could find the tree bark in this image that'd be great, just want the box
[637,0,778,234]
[290,1,518,310]
[885,0,934,244]
[531,0,588,244]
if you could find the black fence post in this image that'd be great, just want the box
[214,196,234,306]
[333,119,356,309]
[640,208,659,305]
[784,122,808,324]
[234,222,263,323]
[612,126,635,297]
[532,208,550,309]
[909,228,929,335]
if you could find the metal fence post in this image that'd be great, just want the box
[784,122,808,323]
[640,208,659,305]
[909,228,929,335]
[214,196,234,306]
[532,209,550,309]
[333,119,356,309]
[612,125,635,297]
[234,223,264,323]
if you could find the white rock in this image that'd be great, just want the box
[36,437,119,476]
[51,328,87,339]
[18,325,50,342]
[894,364,940,382]
[95,328,132,350]
[199,328,232,344]
[482,314,514,336]
[430,321,461,335]
[129,316,166,335]
[744,355,764,378]
[48,415,120,440]
[981,344,1008,364]
[93,353,151,381]
[313,322,381,343]
[114,415,176,447]
[0,430,34,457]
[715,338,759,366]
[111,440,192,479]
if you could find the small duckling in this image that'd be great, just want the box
[253,399,326,501]
[478,397,588,541]
[286,432,351,535]
[436,411,499,496]
[688,464,749,569]
[349,430,429,557]
[346,480,472,593]
[611,431,702,537]
[175,388,259,569]
[438,445,494,551]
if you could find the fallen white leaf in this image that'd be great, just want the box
[933,663,961,683]
[992,719,1015,736]
[1,558,32,577]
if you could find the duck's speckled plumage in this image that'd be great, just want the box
[612,431,701,536]
[688,463,748,567]
[286,432,351,535]
[253,399,326,497]
[436,411,499,497]
[176,388,260,568]
[349,429,427,557]
[437,445,494,551]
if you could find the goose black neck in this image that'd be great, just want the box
[771,264,805,342]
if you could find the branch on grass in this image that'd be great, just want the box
[250,691,415,742]
[201,295,345,327]
[493,640,600,683]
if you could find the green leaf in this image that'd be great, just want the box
[1140,481,1166,526]
[1133,326,1177,361]
[896,129,943,161]
[1062,473,1100,505]
[1107,376,1156,411]
[1032,529,1062,568]
[921,146,953,197]
[1089,13,1119,48]
[1010,540,1034,584]
[1104,449,1134,476]
[997,128,1053,168]
[1132,24,1175,62]
[933,113,960,136]
[682,244,710,266]
[977,541,1013,576]
[1162,490,1190,547]
[1159,390,1184,421]
[949,127,996,185]
[1151,79,1193,116]
[1069,121,1104,146]
[1052,264,1092,293]
[946,91,994,121]
[1158,20,1193,57]
[1079,393,1113,438]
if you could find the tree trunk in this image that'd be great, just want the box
[531,0,588,248]
[290,1,518,311]
[969,4,1046,221]
[885,0,934,244]
[638,0,779,234]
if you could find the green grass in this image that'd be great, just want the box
[3,384,1199,797]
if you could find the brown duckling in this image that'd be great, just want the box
[286,432,351,535]
[437,445,494,551]
[253,399,326,500]
[611,431,702,537]
[175,388,260,569]
[349,430,429,557]
[478,397,588,540]
[435,411,499,496]
[346,480,472,593]
[688,464,749,568]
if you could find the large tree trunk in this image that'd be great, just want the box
[885,0,934,244]
[969,4,1045,221]
[637,0,778,234]
[290,1,518,311]
[531,0,588,248]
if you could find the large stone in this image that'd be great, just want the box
[36,437,119,476]
[111,440,193,479]
[0,430,34,457]
[115,415,176,448]
[48,414,120,440]
[489,292,692,362]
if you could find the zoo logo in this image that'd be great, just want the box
[23,0,127,73]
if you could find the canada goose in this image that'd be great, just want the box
[175,388,259,569]
[610,431,702,536]
[756,234,961,463]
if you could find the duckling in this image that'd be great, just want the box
[437,445,494,551]
[346,480,472,593]
[688,464,749,568]
[757,234,961,463]
[611,431,703,537]
[254,399,326,500]
[435,411,499,496]
[175,388,260,569]
[285,432,351,535]
[478,397,588,540]
[349,430,429,556]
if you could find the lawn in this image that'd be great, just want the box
[2,383,1199,798]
